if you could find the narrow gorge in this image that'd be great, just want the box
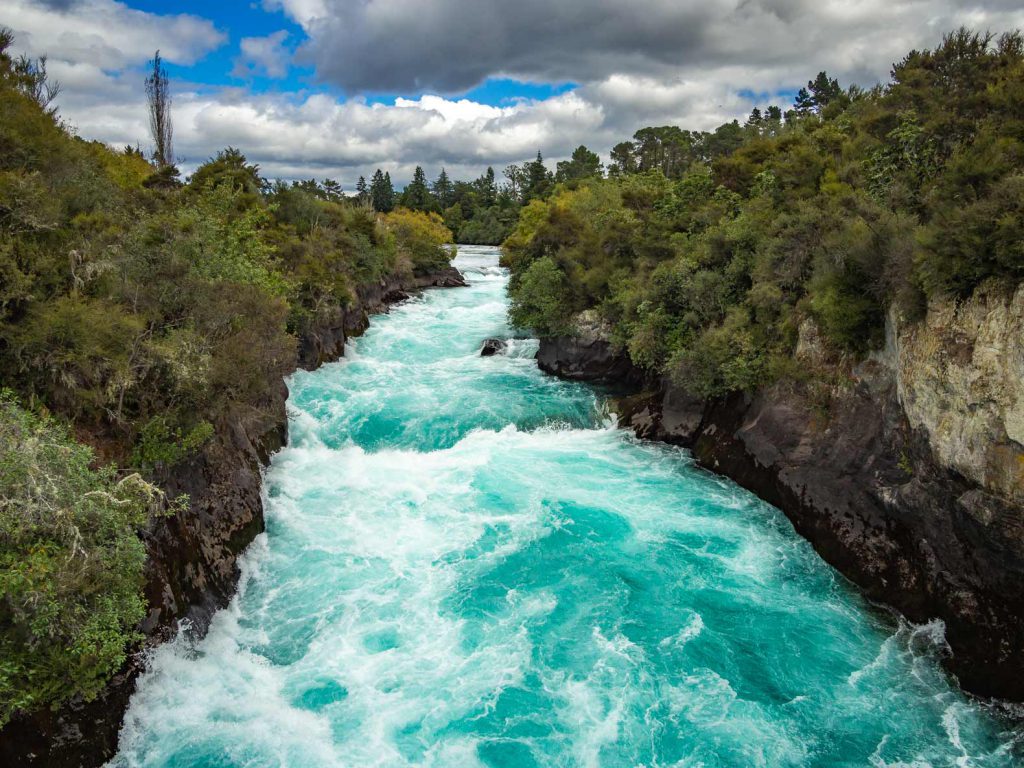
[106,248,1023,767]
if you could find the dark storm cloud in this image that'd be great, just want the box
[32,0,81,9]
[294,0,1024,94]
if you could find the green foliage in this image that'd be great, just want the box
[508,256,573,335]
[504,28,1024,398]
[131,415,214,470]
[0,27,459,723]
[382,208,454,275]
[0,394,161,725]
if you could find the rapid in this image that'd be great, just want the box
[111,246,1024,767]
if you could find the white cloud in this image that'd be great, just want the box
[232,30,291,79]
[0,0,225,70]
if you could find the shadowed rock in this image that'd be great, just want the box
[480,338,507,356]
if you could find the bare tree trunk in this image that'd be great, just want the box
[145,51,173,168]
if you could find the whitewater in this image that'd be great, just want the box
[112,246,1023,767]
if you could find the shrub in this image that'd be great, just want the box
[0,394,163,725]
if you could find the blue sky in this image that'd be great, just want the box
[4,0,1021,186]
[121,0,577,105]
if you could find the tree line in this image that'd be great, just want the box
[504,29,1024,400]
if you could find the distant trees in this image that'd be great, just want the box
[370,169,395,212]
[401,165,432,210]
[432,168,453,208]
[523,152,553,202]
[145,50,173,168]
[556,145,603,182]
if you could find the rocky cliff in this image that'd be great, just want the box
[540,284,1024,701]
[0,266,466,768]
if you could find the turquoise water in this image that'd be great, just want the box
[113,247,1023,767]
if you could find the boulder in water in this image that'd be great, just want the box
[480,338,507,357]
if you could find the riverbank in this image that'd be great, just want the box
[0,266,467,768]
[533,287,1024,703]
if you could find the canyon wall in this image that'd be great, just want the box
[544,284,1024,701]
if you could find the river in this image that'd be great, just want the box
[112,246,1022,767]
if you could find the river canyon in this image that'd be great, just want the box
[110,247,1023,767]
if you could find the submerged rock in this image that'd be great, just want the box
[480,338,507,356]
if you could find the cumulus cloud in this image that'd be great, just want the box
[295,0,1024,94]
[0,0,225,70]
[232,30,292,79]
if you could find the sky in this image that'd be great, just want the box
[3,0,1023,189]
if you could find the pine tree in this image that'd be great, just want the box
[555,145,603,182]
[433,168,453,208]
[403,165,431,210]
[808,71,842,111]
[475,166,497,206]
[322,178,342,202]
[369,169,395,212]
[608,141,637,177]
[524,152,552,202]
[355,175,368,204]
[793,87,815,116]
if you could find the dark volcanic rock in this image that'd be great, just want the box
[0,265,467,768]
[480,338,507,356]
[684,375,1024,701]
[536,336,636,382]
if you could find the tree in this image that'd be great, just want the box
[12,50,60,114]
[475,166,497,206]
[433,168,454,208]
[555,145,603,182]
[402,165,431,210]
[369,169,395,212]
[355,175,369,204]
[145,50,173,167]
[793,87,815,116]
[322,178,343,202]
[504,164,526,201]
[188,147,262,196]
[523,152,552,202]
[808,71,842,111]
[608,141,638,176]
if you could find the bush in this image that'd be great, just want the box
[0,394,163,725]
[382,208,454,275]
[508,256,573,335]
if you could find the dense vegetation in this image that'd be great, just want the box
[0,30,452,723]
[359,147,602,245]
[504,30,1024,398]
[0,394,171,725]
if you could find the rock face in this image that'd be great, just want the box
[536,310,637,382]
[297,266,467,369]
[553,293,1024,702]
[894,284,1024,505]
[480,338,507,356]
[0,265,466,768]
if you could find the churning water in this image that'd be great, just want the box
[112,246,1023,767]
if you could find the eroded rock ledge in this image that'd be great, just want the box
[0,266,466,768]
[539,285,1024,702]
